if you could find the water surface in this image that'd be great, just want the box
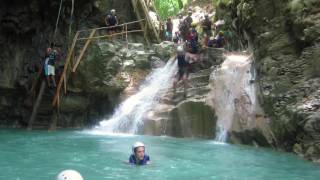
[0,129,319,180]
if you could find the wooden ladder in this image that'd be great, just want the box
[131,0,161,43]
[50,19,147,130]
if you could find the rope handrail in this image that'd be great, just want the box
[77,19,146,33]
[76,29,143,41]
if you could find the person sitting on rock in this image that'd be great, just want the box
[129,142,150,165]
[173,46,189,95]
[215,31,226,48]
[165,17,173,41]
[105,9,118,39]
[207,36,215,47]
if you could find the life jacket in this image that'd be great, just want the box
[208,39,215,47]
[129,154,150,165]
[107,14,117,26]
[48,51,57,65]
[215,36,225,48]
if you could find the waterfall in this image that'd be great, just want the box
[95,58,177,134]
[210,54,256,142]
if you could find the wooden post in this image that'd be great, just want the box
[49,109,58,131]
[72,29,96,72]
[122,25,124,40]
[63,73,67,94]
[125,24,128,48]
[52,31,80,107]
[27,80,46,130]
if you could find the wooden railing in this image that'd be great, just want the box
[52,19,147,108]
[26,0,163,130]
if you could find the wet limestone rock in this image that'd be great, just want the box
[215,0,320,161]
[153,41,175,60]
[167,99,216,138]
[142,52,220,138]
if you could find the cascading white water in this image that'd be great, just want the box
[210,54,256,142]
[95,58,177,134]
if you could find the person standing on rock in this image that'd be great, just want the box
[201,14,212,46]
[105,9,118,40]
[185,11,193,27]
[173,46,189,96]
[180,11,193,41]
[165,17,173,41]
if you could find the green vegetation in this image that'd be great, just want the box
[213,0,231,9]
[154,0,187,20]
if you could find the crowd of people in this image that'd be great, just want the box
[167,10,227,95]
[165,10,226,51]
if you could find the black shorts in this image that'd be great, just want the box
[107,25,117,32]
[176,67,188,81]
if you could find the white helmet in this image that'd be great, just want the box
[111,9,116,13]
[56,170,84,180]
[132,141,145,152]
[177,46,184,53]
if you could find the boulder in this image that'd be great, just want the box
[153,41,175,60]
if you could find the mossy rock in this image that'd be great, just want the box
[60,96,89,113]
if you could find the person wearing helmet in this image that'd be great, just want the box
[129,142,150,165]
[215,31,226,48]
[173,46,189,94]
[56,169,84,180]
[105,9,118,39]
[184,11,193,27]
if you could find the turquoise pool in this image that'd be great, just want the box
[0,129,319,180]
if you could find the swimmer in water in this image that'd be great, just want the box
[128,141,150,165]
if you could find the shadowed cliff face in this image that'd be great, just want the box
[215,0,320,161]
[0,0,138,127]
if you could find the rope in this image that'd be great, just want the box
[68,0,74,36]
[53,0,64,41]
